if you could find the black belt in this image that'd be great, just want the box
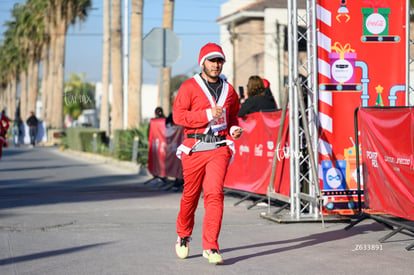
[187,133,226,143]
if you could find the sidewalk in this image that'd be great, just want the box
[0,146,413,275]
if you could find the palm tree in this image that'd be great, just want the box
[26,0,49,122]
[100,0,110,134]
[5,4,30,120]
[40,36,50,122]
[23,1,47,120]
[48,0,92,129]
[0,25,21,118]
[50,2,67,129]
[0,45,8,112]
[64,73,95,120]
[111,0,124,131]
[44,1,57,127]
[127,0,144,128]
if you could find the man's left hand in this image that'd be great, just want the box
[231,127,243,139]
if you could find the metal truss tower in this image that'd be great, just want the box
[286,0,321,221]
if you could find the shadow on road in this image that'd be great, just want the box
[0,174,172,210]
[0,242,113,266]
[220,223,387,265]
[0,163,98,172]
[0,147,174,210]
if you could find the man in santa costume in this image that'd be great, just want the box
[0,110,10,159]
[173,42,243,264]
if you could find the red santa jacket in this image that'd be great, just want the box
[173,74,240,156]
[0,114,10,137]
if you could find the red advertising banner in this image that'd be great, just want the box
[359,108,414,221]
[148,118,184,179]
[224,111,290,197]
[317,0,407,215]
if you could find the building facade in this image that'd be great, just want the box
[217,0,306,106]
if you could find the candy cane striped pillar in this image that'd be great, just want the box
[317,3,333,188]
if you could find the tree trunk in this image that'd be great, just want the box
[127,0,144,129]
[20,70,28,121]
[100,0,110,134]
[0,86,4,111]
[40,45,49,122]
[2,86,7,113]
[46,30,57,127]
[27,58,38,115]
[5,83,12,117]
[0,86,3,111]
[32,61,39,116]
[110,0,124,131]
[161,0,175,114]
[10,77,17,119]
[51,21,66,129]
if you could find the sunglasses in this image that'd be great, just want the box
[207,58,224,63]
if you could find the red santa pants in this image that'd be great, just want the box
[176,145,231,250]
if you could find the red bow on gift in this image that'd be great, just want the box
[363,0,388,8]
[331,42,355,60]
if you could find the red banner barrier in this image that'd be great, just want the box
[224,111,290,197]
[147,111,290,198]
[148,119,184,179]
[359,108,414,221]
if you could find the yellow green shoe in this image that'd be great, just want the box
[175,236,191,259]
[202,249,224,264]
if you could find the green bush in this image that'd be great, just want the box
[61,123,149,166]
[64,128,106,152]
[60,134,69,149]
[113,129,134,160]
[79,131,106,152]
[112,123,149,165]
[137,123,149,166]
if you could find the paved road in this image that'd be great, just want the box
[0,145,413,275]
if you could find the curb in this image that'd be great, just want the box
[59,148,151,176]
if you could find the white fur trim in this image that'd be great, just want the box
[199,51,225,66]
[206,109,213,121]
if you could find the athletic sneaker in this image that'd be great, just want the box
[202,249,224,264]
[175,236,191,259]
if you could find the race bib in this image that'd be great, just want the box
[211,108,227,133]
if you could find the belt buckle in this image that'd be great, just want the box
[216,143,225,148]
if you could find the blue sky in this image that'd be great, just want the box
[0,0,227,84]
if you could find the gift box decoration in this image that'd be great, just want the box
[344,145,362,189]
[329,42,357,84]
[362,7,390,36]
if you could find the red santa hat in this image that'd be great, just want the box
[198,43,226,66]
[262,78,270,88]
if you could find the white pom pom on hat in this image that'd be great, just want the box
[198,43,226,67]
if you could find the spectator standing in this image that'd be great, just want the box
[238,75,277,117]
[262,78,276,103]
[165,91,178,127]
[148,106,167,139]
[173,42,242,264]
[154,107,166,118]
[26,111,39,147]
[12,118,23,147]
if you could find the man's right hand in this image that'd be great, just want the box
[211,106,223,118]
